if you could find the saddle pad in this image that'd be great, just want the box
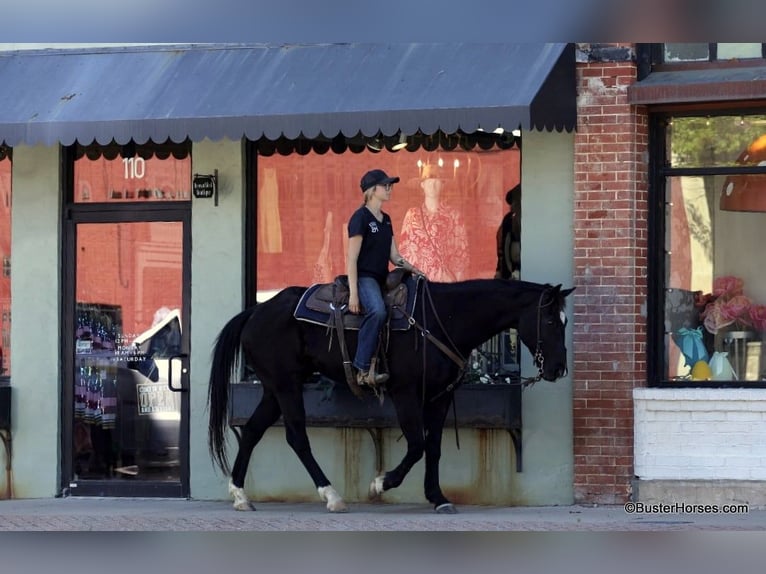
[293,274,421,331]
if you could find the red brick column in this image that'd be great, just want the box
[572,44,648,504]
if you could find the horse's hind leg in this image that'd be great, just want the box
[277,386,348,513]
[228,389,282,511]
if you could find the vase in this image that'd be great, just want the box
[720,330,759,380]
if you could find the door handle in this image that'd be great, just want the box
[168,353,189,393]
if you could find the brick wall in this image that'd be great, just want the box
[572,44,648,504]
[635,389,766,480]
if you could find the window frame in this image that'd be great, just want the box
[638,44,766,79]
[649,107,766,388]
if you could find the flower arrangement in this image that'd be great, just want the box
[695,276,766,334]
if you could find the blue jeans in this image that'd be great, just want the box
[353,276,387,372]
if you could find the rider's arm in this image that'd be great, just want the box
[347,234,363,313]
[390,237,424,277]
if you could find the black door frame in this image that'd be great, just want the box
[60,151,192,498]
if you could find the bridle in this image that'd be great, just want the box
[518,286,558,388]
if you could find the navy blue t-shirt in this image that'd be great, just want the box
[347,206,393,283]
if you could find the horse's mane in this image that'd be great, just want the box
[430,278,563,300]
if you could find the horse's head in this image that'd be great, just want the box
[516,284,574,382]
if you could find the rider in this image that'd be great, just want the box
[347,168,424,387]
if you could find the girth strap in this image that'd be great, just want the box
[331,303,365,399]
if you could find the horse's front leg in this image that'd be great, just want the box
[368,390,425,499]
[229,388,282,511]
[277,384,348,513]
[422,393,457,514]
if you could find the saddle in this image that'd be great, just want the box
[293,269,420,398]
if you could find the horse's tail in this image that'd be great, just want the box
[207,306,257,475]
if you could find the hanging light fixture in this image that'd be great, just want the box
[720,134,766,212]
[391,133,409,151]
[366,137,384,152]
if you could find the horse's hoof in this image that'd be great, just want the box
[229,481,255,511]
[329,500,349,513]
[435,503,458,514]
[368,476,385,499]
[233,500,256,511]
[318,485,349,513]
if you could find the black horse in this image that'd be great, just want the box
[208,277,573,513]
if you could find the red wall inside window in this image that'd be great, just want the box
[255,147,520,297]
[74,153,187,341]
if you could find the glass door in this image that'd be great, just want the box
[66,219,190,497]
[62,141,192,497]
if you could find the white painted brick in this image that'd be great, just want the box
[690,411,728,421]
[679,422,714,434]
[649,410,692,421]
[723,456,757,468]
[715,422,761,434]
[725,410,766,421]
[635,388,766,481]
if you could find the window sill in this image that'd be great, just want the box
[651,380,766,389]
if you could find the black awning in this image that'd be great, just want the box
[0,43,575,147]
[628,66,766,105]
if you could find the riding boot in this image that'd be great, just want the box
[356,359,389,387]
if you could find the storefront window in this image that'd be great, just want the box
[662,113,766,383]
[663,43,764,63]
[253,143,520,300]
[664,43,709,62]
[73,141,191,203]
[0,150,10,377]
[252,138,522,378]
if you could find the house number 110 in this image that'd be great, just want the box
[122,157,146,179]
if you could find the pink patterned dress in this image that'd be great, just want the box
[399,204,469,282]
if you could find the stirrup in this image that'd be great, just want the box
[356,368,389,387]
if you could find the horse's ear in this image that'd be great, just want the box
[561,287,575,297]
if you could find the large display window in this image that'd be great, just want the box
[253,144,520,300]
[658,113,766,384]
[251,136,522,378]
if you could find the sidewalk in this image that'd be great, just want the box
[1,497,765,531]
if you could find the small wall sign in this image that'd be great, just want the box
[192,170,218,205]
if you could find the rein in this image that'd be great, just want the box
[392,279,467,403]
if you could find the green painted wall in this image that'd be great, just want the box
[9,145,61,498]
[6,131,574,505]
[189,139,245,499]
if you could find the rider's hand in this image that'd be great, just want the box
[348,293,361,314]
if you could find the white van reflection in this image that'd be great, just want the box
[114,308,182,479]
